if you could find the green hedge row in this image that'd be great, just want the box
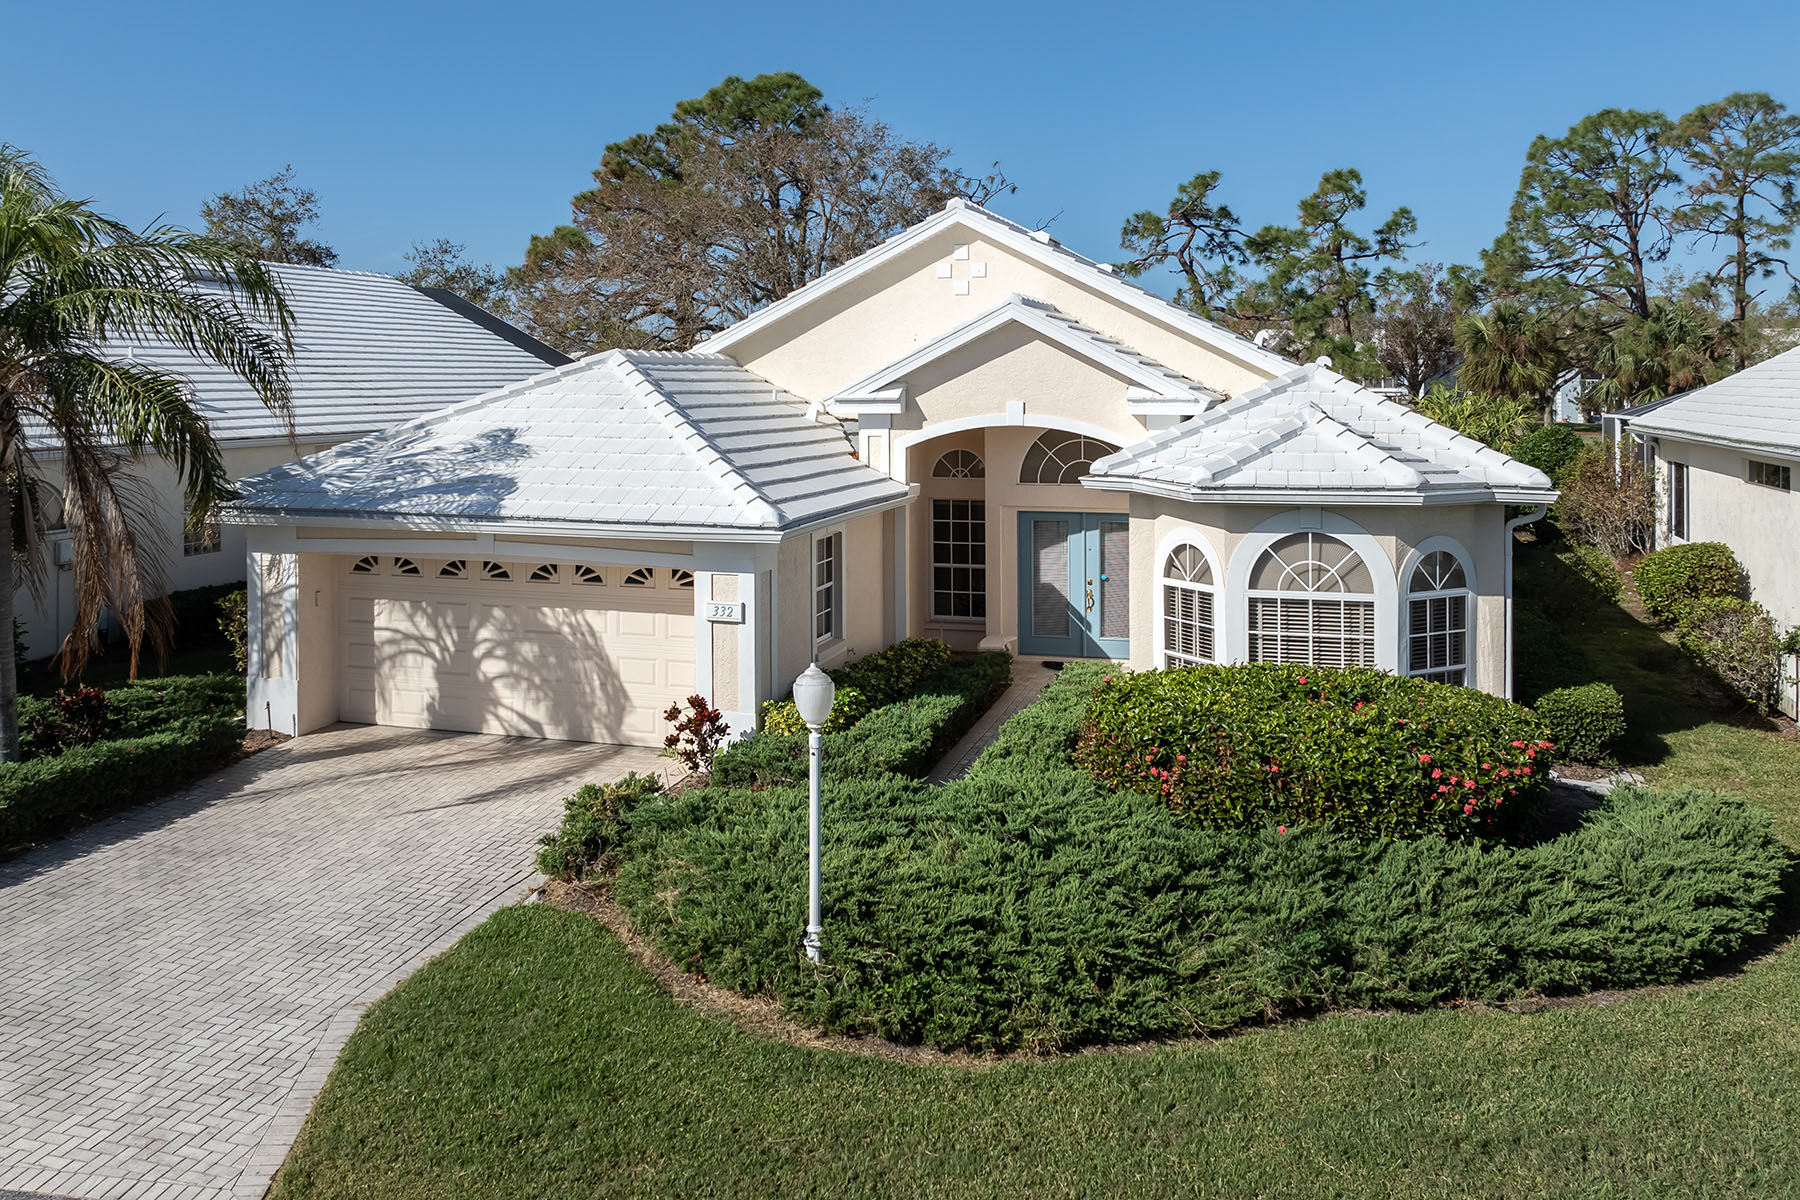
[760,638,954,735]
[712,652,1010,788]
[1076,663,1551,839]
[608,662,1788,1052]
[2,673,246,847]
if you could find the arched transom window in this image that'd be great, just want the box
[1019,433,1119,484]
[931,449,985,478]
[1407,550,1471,685]
[1161,543,1215,668]
[1247,532,1377,668]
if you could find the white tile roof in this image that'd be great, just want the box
[1086,363,1557,504]
[224,350,910,536]
[92,263,565,444]
[1625,345,1800,455]
[826,294,1221,409]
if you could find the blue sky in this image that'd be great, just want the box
[7,0,1798,294]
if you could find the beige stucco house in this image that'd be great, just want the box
[226,201,1557,746]
[1615,345,1800,717]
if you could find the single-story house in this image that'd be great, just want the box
[226,200,1557,745]
[1611,345,1800,717]
[15,265,566,658]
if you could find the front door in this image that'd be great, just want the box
[1017,512,1130,658]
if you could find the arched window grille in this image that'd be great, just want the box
[1246,532,1377,668]
[931,449,985,478]
[1407,550,1471,685]
[1019,432,1119,484]
[1161,544,1215,668]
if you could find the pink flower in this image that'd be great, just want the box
[1520,766,1532,775]
[1463,779,1476,790]
[1268,763,1281,773]
[1481,763,1491,770]
[1437,785,1449,794]
[1177,754,1188,763]
[1277,825,1288,834]
[1353,701,1364,711]
[1431,768,1442,780]
[1463,803,1475,815]
[1146,754,1155,762]
[1103,676,1113,683]
[1297,676,1308,684]
[1418,753,1432,764]
[1511,741,1526,749]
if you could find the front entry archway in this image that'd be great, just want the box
[1017,511,1130,658]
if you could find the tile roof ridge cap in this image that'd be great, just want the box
[612,356,784,523]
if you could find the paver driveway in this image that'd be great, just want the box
[0,724,666,1200]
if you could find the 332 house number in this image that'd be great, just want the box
[706,601,744,623]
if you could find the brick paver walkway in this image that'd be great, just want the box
[925,656,1068,784]
[0,725,666,1200]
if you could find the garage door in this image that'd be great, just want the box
[338,555,696,746]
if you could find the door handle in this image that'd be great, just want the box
[1085,588,1095,611]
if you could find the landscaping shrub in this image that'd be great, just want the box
[1634,541,1743,623]
[1076,664,1551,840]
[218,588,248,673]
[1533,683,1626,763]
[535,773,664,881]
[1513,607,1594,702]
[1510,424,1585,482]
[1676,596,1782,713]
[610,664,1787,1052]
[20,686,113,757]
[713,653,1010,788]
[757,638,952,733]
[1,673,245,846]
[1554,444,1653,558]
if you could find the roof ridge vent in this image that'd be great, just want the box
[1030,229,1059,246]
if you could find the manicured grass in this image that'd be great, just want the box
[273,544,1800,1198]
[272,903,1800,1200]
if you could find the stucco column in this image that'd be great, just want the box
[244,551,298,737]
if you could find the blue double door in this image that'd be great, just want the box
[1017,512,1130,658]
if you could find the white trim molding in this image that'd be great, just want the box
[891,412,1141,485]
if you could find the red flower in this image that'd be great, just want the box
[1463,779,1476,790]
[1277,824,1288,834]
[1521,766,1532,775]
[1480,763,1491,770]
[1511,741,1526,749]
[1463,803,1475,815]
[1297,676,1308,684]
[1431,768,1442,779]
[1268,763,1281,773]
[1103,676,1113,683]
[1418,753,1432,764]
[1177,754,1188,763]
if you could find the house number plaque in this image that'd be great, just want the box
[706,601,745,623]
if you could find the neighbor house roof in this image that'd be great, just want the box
[223,350,911,539]
[1621,345,1800,456]
[1084,363,1558,505]
[90,263,568,445]
[825,293,1222,416]
[699,198,1297,379]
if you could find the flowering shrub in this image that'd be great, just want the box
[1076,663,1550,839]
[21,686,113,757]
[661,694,730,774]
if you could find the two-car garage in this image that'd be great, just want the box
[335,554,696,746]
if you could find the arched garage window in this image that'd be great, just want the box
[1407,550,1471,685]
[1161,543,1215,668]
[1246,532,1377,668]
[1019,432,1118,484]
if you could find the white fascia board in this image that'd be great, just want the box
[1626,423,1800,461]
[1079,475,1557,507]
[704,203,1294,379]
[830,385,908,414]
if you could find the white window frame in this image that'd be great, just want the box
[812,529,843,647]
[1667,459,1689,542]
[1747,459,1792,491]
[1402,542,1476,687]
[930,498,986,622]
[1155,532,1221,669]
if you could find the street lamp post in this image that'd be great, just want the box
[790,662,836,964]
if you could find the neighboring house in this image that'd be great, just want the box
[1612,346,1800,717]
[16,265,566,659]
[226,201,1556,746]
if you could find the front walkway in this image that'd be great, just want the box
[925,656,1067,784]
[0,725,666,1200]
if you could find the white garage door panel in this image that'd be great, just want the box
[338,566,695,746]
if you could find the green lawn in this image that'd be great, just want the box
[272,543,1800,1199]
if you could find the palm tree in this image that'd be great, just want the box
[0,146,295,761]
[1453,302,1565,417]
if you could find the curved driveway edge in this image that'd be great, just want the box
[0,725,666,1200]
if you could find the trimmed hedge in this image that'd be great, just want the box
[535,773,664,881]
[2,673,246,847]
[1076,664,1551,839]
[1677,596,1782,713]
[605,663,1788,1052]
[1635,542,1743,623]
[759,638,952,734]
[1534,683,1626,763]
[713,653,1010,788]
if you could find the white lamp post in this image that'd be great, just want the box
[791,662,836,964]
